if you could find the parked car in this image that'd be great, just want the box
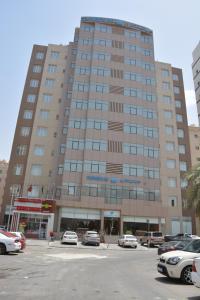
[10,232,26,250]
[82,231,100,246]
[0,231,21,255]
[158,240,191,255]
[118,235,138,248]
[61,231,78,245]
[140,231,164,247]
[164,233,197,242]
[191,257,200,288]
[157,238,200,284]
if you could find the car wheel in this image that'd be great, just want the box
[134,246,137,249]
[0,243,6,255]
[181,265,193,284]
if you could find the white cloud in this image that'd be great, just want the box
[185,89,199,126]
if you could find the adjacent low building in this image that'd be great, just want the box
[1,17,193,238]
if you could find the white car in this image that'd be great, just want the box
[191,257,200,287]
[118,235,138,248]
[157,239,200,284]
[0,232,21,254]
[61,231,78,245]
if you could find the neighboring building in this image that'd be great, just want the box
[1,17,193,238]
[192,41,200,125]
[188,125,200,235]
[0,160,8,217]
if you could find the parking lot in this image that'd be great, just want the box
[0,240,199,300]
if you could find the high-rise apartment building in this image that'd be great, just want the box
[1,17,192,238]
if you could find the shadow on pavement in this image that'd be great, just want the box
[155,276,184,285]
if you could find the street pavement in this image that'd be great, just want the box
[0,241,199,300]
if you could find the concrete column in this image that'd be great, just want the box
[120,216,123,235]
[100,210,104,231]
[47,214,54,240]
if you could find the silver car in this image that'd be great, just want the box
[61,231,78,245]
[118,234,138,248]
[82,231,100,246]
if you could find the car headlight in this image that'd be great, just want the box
[167,256,183,265]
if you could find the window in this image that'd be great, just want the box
[125,58,136,65]
[36,52,44,60]
[60,144,66,154]
[20,127,30,136]
[23,110,33,119]
[97,53,106,60]
[166,159,176,169]
[176,114,183,122]
[33,65,42,73]
[144,49,151,56]
[169,196,177,207]
[31,164,42,176]
[34,146,45,156]
[180,161,187,172]
[175,100,182,108]
[51,51,59,59]
[96,85,105,93]
[40,110,49,120]
[48,65,57,73]
[164,110,173,119]
[77,83,88,92]
[27,94,36,103]
[30,79,39,88]
[27,185,40,198]
[162,95,171,105]
[162,81,170,90]
[179,145,186,154]
[45,79,55,87]
[177,129,184,138]
[43,94,52,103]
[13,164,23,175]
[174,86,180,94]
[165,142,175,151]
[162,69,169,77]
[58,165,64,175]
[172,74,179,81]
[168,178,177,188]
[36,127,48,137]
[61,125,67,134]
[16,145,27,156]
[64,160,83,172]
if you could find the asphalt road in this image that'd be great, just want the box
[0,244,199,300]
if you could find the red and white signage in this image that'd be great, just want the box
[14,197,56,213]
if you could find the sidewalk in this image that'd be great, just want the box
[26,239,149,251]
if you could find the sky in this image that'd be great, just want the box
[1,0,200,161]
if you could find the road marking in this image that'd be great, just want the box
[45,253,107,260]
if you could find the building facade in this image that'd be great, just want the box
[188,125,200,235]
[192,41,200,125]
[1,17,192,238]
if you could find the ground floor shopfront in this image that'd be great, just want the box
[6,198,193,239]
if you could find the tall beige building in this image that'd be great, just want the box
[1,17,193,238]
[188,125,200,235]
[0,160,8,217]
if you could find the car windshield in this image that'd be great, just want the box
[125,235,135,239]
[161,241,178,248]
[65,232,77,235]
[182,239,200,253]
[153,232,162,237]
